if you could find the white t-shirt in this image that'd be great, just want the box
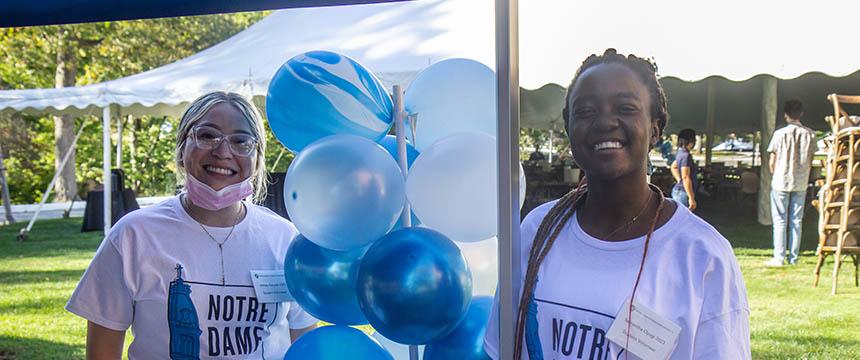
[768,122,817,192]
[484,200,750,360]
[67,196,317,359]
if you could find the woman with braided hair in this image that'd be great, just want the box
[483,50,750,359]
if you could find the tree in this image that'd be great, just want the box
[519,128,570,161]
[0,12,267,203]
[0,113,56,203]
[53,27,105,201]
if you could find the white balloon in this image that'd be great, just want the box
[407,133,496,242]
[455,237,498,296]
[519,162,527,211]
[405,58,497,150]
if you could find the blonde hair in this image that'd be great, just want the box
[175,91,268,203]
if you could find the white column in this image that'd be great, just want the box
[758,76,778,225]
[116,113,125,169]
[548,129,554,163]
[705,79,716,167]
[495,0,520,358]
[103,106,112,233]
[0,143,14,224]
[392,85,412,228]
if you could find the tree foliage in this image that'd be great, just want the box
[519,128,570,161]
[0,12,270,203]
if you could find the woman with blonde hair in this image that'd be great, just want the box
[67,91,316,359]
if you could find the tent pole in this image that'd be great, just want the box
[392,85,412,228]
[17,121,88,240]
[0,143,14,224]
[495,0,520,358]
[548,129,553,163]
[757,76,778,225]
[103,106,112,233]
[392,84,418,360]
[705,78,716,167]
[752,132,759,166]
[116,112,125,169]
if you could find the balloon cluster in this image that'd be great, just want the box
[269,50,518,359]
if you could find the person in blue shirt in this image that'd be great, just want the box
[671,128,698,210]
[655,135,675,166]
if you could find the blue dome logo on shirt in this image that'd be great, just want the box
[168,264,202,360]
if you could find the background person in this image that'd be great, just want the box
[655,134,676,166]
[671,128,699,210]
[766,99,816,266]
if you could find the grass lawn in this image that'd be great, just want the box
[1,196,859,359]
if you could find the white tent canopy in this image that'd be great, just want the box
[0,0,495,117]
[3,0,860,231]
[521,0,860,85]
[4,0,860,118]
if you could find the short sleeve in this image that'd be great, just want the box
[767,133,780,153]
[483,289,500,360]
[281,221,316,330]
[677,152,692,168]
[66,236,134,331]
[693,232,751,359]
[483,203,550,360]
[808,132,818,159]
[692,310,751,359]
[286,301,318,329]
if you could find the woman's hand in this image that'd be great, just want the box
[86,321,124,360]
[681,166,696,210]
[290,323,318,342]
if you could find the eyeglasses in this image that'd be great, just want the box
[189,126,258,157]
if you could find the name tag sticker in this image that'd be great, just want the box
[250,270,293,303]
[606,299,681,360]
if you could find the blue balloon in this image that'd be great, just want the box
[284,325,393,360]
[284,134,406,251]
[378,135,419,169]
[357,228,472,345]
[284,234,368,325]
[424,296,493,360]
[267,50,394,152]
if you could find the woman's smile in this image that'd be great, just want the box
[203,164,238,177]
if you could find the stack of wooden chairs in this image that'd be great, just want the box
[812,94,860,294]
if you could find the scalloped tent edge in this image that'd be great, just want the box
[3,0,859,229]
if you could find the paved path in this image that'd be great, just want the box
[0,196,171,224]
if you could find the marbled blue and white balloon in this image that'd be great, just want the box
[267,50,394,152]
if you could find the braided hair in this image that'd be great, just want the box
[562,48,668,136]
[514,49,669,359]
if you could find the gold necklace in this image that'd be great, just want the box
[603,189,654,239]
[182,195,243,285]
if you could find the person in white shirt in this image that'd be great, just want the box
[483,49,750,360]
[765,100,817,266]
[67,91,317,359]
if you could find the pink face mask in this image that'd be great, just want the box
[185,174,253,211]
